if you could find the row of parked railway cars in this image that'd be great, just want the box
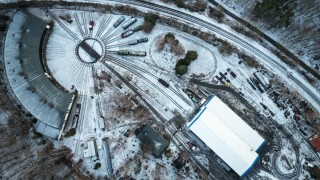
[118,50,146,56]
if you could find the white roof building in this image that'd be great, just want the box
[187,95,265,177]
[83,140,97,159]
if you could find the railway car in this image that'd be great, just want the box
[121,29,134,38]
[75,103,81,115]
[117,50,146,56]
[260,102,268,110]
[89,20,94,30]
[253,72,270,90]
[217,158,231,171]
[98,116,105,130]
[158,78,170,88]
[256,84,265,93]
[71,115,79,129]
[130,51,146,56]
[59,15,73,23]
[227,68,237,78]
[118,50,130,55]
[230,71,237,78]
[133,25,142,32]
[137,38,148,43]
[122,17,137,29]
[128,39,139,45]
[219,72,226,80]
[246,79,256,90]
[113,16,125,28]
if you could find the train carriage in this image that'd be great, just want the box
[128,39,139,45]
[113,16,125,28]
[158,78,170,88]
[122,17,137,29]
[117,50,146,56]
[121,29,134,38]
[71,115,79,129]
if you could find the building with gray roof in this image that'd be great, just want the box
[135,124,169,158]
[3,10,74,139]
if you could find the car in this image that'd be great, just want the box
[212,77,218,84]
[187,142,197,151]
[137,38,148,43]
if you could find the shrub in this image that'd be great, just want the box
[64,129,76,138]
[94,163,101,170]
[176,0,186,8]
[0,23,6,31]
[219,41,236,55]
[175,51,198,76]
[0,15,10,21]
[164,149,172,158]
[243,55,259,68]
[144,13,158,25]
[253,0,297,27]
[175,65,188,75]
[165,33,175,42]
[176,59,185,66]
[209,7,225,23]
[141,22,155,33]
[185,51,198,61]
[142,13,159,33]
[309,166,320,179]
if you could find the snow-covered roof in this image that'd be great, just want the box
[187,95,265,177]
[136,124,169,158]
[3,10,73,139]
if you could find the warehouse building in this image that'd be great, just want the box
[187,95,265,177]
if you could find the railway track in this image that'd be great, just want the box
[106,56,192,109]
[102,28,123,43]
[107,55,194,107]
[74,12,85,38]
[74,65,92,157]
[165,124,213,179]
[95,15,111,38]
[271,132,301,179]
[101,61,169,123]
[104,36,122,45]
[81,12,88,38]
[105,59,186,111]
[47,10,79,41]
[110,0,320,109]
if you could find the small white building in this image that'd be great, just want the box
[83,140,97,160]
[187,95,265,177]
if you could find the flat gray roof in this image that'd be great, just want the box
[136,124,169,158]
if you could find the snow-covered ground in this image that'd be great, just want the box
[2,2,320,179]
